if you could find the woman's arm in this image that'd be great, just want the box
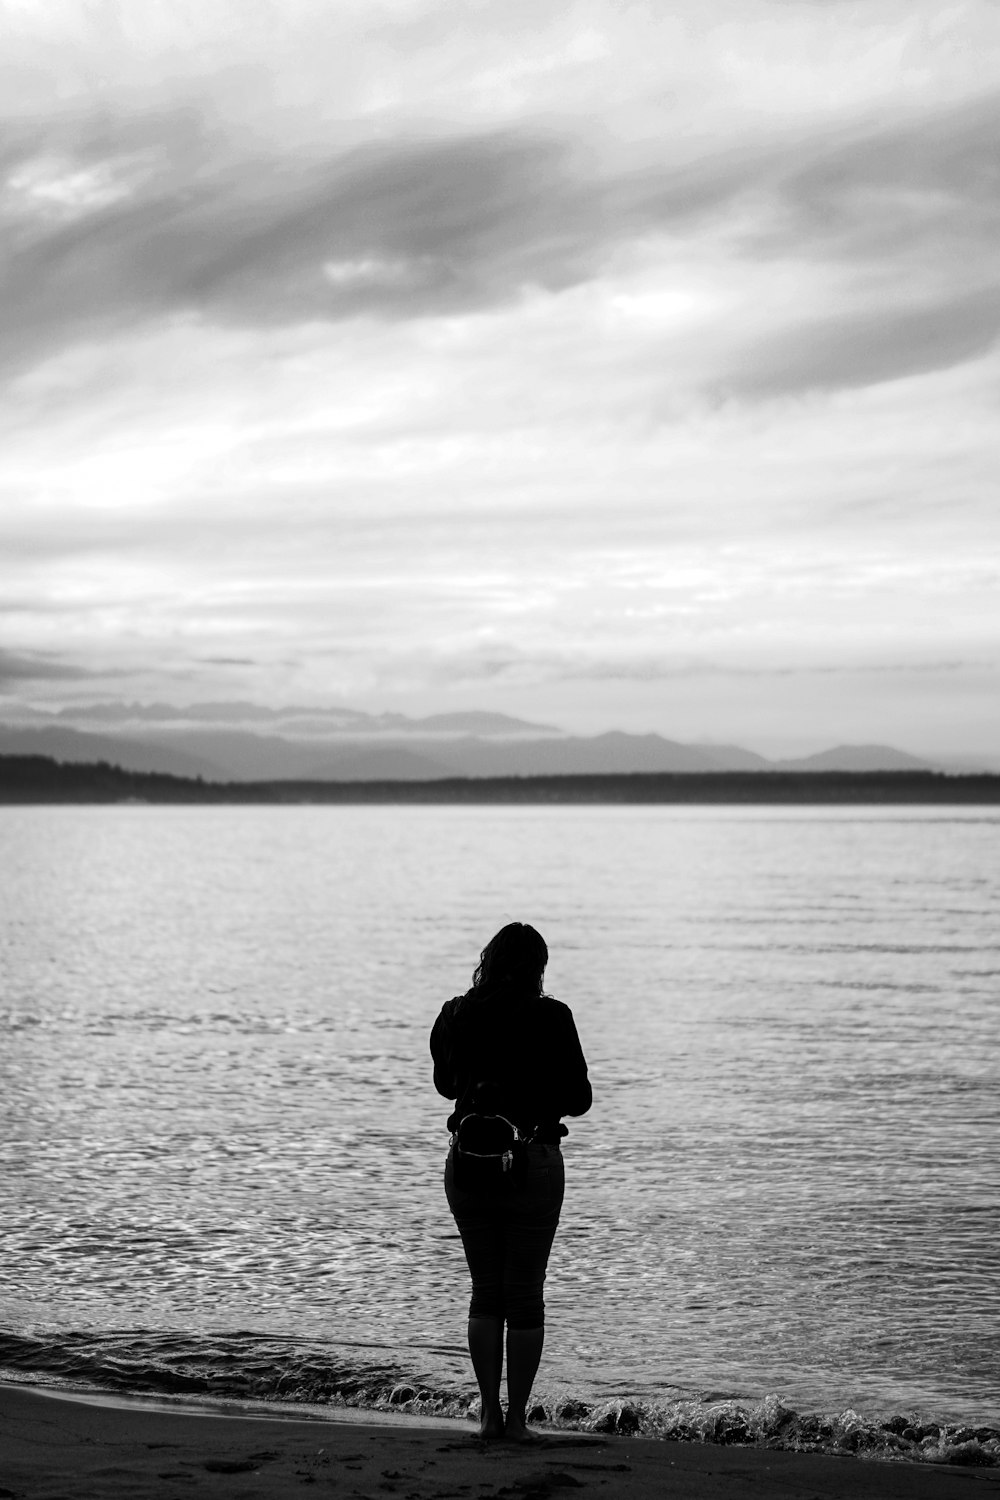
[430,1006,459,1100]
[558,1009,592,1118]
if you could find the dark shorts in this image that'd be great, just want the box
[444,1142,565,1329]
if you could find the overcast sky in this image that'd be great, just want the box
[1,0,998,756]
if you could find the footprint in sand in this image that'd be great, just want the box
[200,1451,281,1473]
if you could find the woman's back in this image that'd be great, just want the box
[431,985,591,1137]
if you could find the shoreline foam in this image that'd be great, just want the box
[3,1356,998,1472]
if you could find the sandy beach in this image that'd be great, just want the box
[1,1384,998,1500]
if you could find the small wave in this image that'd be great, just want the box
[569,1396,999,1467]
[1,1328,997,1468]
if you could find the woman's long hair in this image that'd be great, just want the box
[471,921,548,997]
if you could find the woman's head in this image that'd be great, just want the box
[472,922,548,995]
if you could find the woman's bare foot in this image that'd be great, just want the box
[479,1404,506,1440]
[503,1413,539,1443]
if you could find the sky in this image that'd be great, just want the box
[1,0,998,758]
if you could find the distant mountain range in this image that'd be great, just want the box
[0,700,980,781]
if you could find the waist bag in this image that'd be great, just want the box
[452,1112,530,1193]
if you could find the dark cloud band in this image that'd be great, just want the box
[3,92,999,395]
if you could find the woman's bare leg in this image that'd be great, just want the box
[467,1315,505,1437]
[504,1325,544,1439]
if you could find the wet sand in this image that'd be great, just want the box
[2,1384,998,1500]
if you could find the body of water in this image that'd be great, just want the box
[1,805,998,1458]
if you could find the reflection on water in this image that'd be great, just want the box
[1,805,999,1426]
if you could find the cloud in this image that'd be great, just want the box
[723,286,1000,396]
[0,118,599,371]
[4,99,998,413]
[414,641,988,689]
[3,85,999,391]
[766,94,1000,268]
[564,656,984,682]
[0,648,100,686]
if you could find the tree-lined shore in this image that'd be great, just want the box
[2,754,999,804]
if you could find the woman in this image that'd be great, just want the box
[430,922,592,1440]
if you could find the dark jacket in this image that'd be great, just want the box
[430,984,592,1139]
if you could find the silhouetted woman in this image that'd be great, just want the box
[430,922,592,1440]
